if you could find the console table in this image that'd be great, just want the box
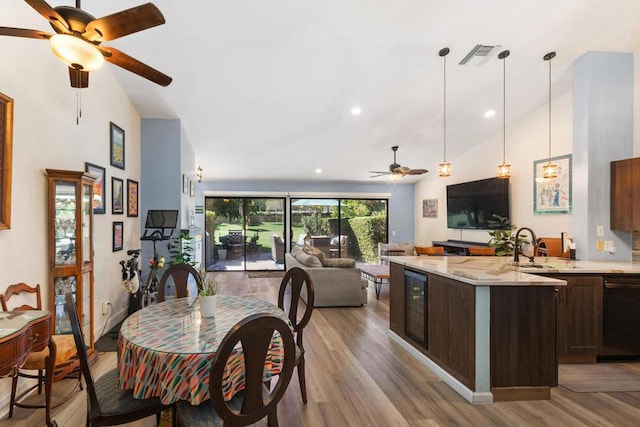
[0,310,57,426]
[432,240,490,255]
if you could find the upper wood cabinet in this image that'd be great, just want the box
[611,157,640,231]
[46,169,95,349]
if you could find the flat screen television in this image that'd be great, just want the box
[446,177,510,229]
[144,209,178,229]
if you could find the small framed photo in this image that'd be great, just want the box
[127,179,138,217]
[110,122,125,170]
[85,162,106,214]
[422,199,438,218]
[182,174,188,194]
[112,221,123,252]
[190,180,195,197]
[111,177,124,214]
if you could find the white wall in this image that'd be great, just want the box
[415,90,574,246]
[0,3,141,412]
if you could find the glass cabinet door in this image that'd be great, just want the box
[53,275,77,334]
[82,183,92,263]
[54,181,77,266]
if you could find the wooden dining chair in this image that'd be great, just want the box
[158,263,203,302]
[467,246,496,256]
[415,246,445,256]
[64,292,176,427]
[278,267,314,404]
[0,283,81,417]
[176,313,296,427]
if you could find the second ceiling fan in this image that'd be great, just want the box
[0,0,172,88]
[369,146,428,178]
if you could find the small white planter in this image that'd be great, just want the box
[199,295,217,318]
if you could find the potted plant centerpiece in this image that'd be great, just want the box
[199,267,218,318]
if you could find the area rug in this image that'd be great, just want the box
[94,320,123,352]
[247,271,285,279]
[559,364,640,393]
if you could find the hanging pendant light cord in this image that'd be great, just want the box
[547,57,552,163]
[502,55,506,164]
[443,53,447,162]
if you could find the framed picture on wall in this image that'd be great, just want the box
[0,91,14,230]
[182,174,188,194]
[190,180,195,197]
[127,179,138,217]
[533,154,572,214]
[110,122,125,170]
[113,221,123,251]
[85,162,106,214]
[422,199,438,218]
[112,177,124,214]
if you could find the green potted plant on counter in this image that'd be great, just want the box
[487,215,529,256]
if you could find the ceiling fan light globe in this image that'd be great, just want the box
[497,163,511,179]
[438,162,452,177]
[50,34,104,71]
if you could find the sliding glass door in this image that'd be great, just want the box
[204,197,286,271]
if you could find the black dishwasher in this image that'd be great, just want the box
[404,270,427,348]
[602,277,640,358]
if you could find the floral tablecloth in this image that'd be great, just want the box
[117,295,291,405]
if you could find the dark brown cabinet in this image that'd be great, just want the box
[552,275,603,363]
[611,157,640,231]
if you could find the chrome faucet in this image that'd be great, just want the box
[513,227,538,263]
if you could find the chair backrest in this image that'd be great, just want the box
[467,246,496,256]
[415,246,445,256]
[0,282,41,311]
[64,292,101,419]
[278,267,314,348]
[158,263,203,302]
[210,313,295,426]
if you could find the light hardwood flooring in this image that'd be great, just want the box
[3,272,640,426]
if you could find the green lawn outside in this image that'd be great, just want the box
[211,222,305,251]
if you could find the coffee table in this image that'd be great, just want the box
[360,264,390,299]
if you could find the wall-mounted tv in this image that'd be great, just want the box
[446,177,510,229]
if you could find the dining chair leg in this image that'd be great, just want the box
[298,358,307,404]
[9,374,18,418]
[268,411,279,427]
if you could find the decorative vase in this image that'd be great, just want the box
[199,295,217,318]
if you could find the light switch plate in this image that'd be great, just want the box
[597,225,604,236]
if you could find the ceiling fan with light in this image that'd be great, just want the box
[369,146,428,178]
[0,0,172,88]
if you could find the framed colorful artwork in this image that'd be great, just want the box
[110,122,125,170]
[85,162,106,214]
[533,154,572,214]
[0,91,13,230]
[112,177,124,214]
[113,221,123,251]
[127,179,138,217]
[422,199,438,218]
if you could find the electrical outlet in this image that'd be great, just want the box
[102,301,110,315]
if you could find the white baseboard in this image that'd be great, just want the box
[388,330,493,405]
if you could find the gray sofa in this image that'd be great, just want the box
[285,253,367,307]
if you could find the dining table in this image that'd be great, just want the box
[117,295,293,405]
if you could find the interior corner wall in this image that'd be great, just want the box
[141,119,182,277]
[573,51,633,261]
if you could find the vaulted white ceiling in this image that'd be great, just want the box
[5,1,640,183]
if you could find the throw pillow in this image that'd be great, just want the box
[291,245,303,257]
[295,251,323,268]
[303,245,325,262]
[322,258,356,268]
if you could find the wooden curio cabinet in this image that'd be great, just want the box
[46,169,95,349]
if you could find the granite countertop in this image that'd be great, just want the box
[388,256,640,287]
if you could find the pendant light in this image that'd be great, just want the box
[497,50,511,179]
[438,47,452,177]
[542,51,558,179]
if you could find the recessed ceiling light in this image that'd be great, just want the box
[484,110,496,118]
[351,106,362,116]
[315,168,322,174]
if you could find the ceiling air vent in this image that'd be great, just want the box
[459,44,500,65]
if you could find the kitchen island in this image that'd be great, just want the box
[389,256,640,404]
[389,256,566,404]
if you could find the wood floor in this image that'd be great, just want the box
[3,272,640,426]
